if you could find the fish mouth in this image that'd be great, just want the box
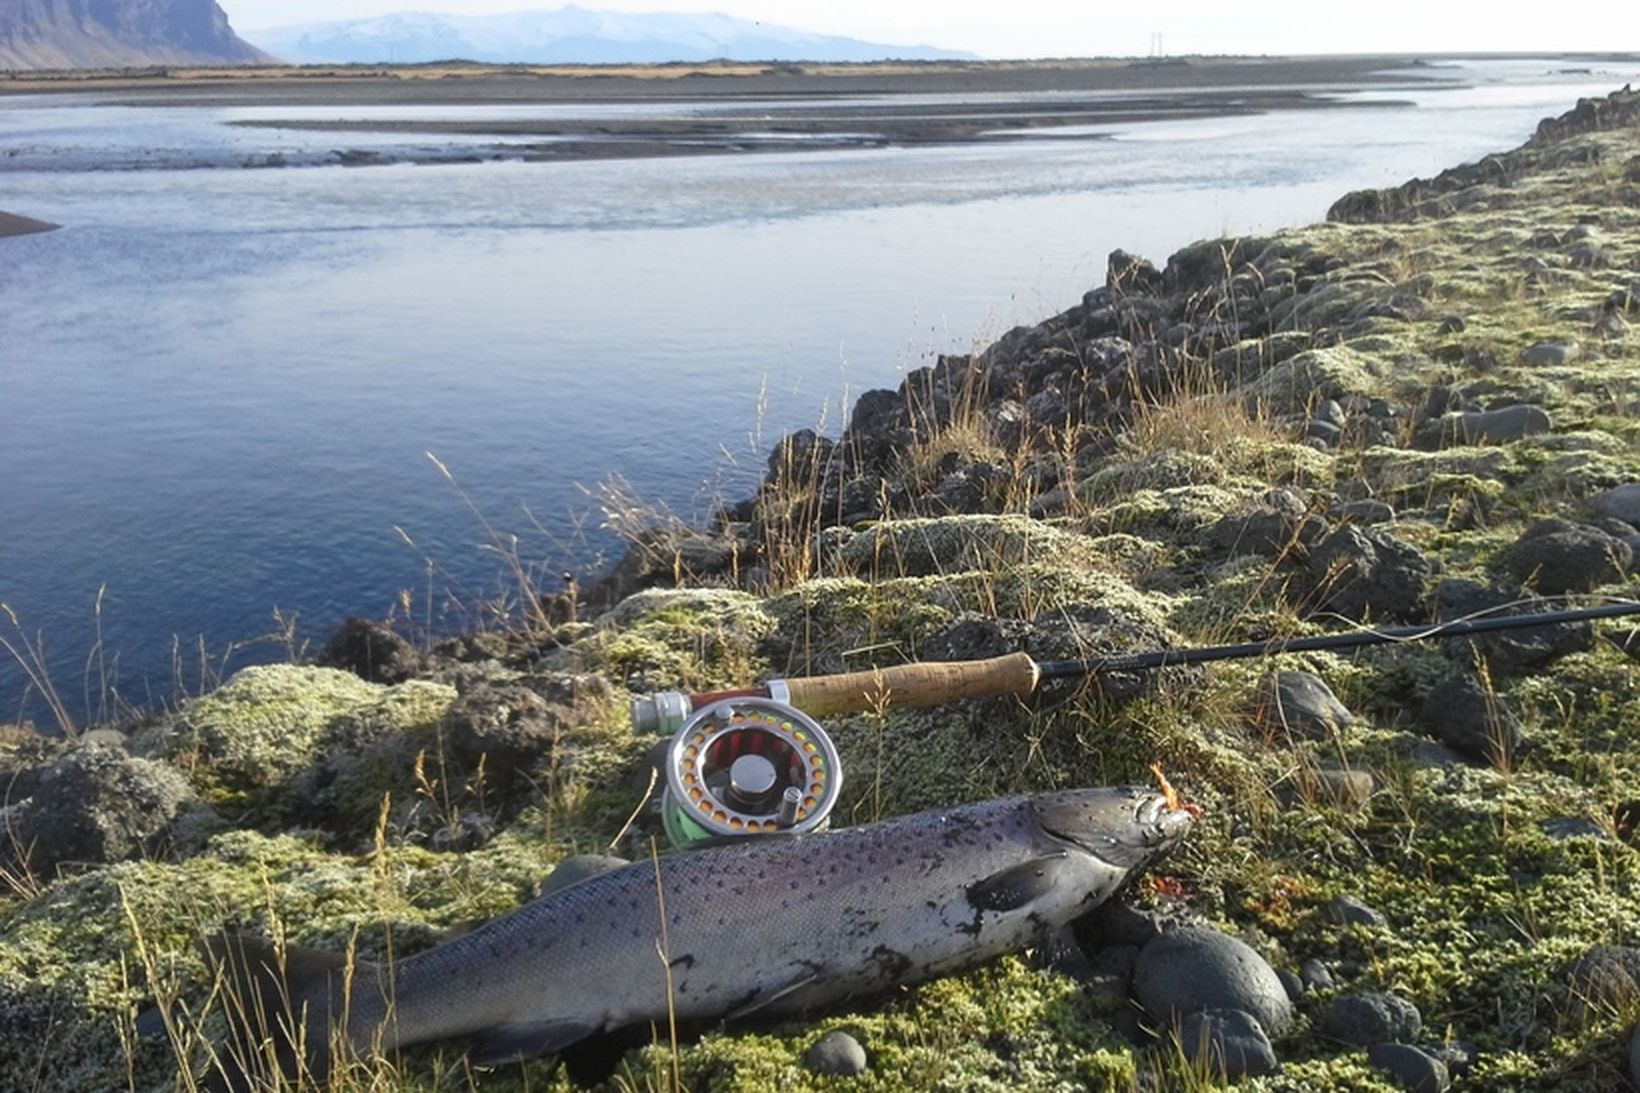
[1134,791,1196,844]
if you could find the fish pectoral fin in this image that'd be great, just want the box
[1034,924,1096,980]
[725,965,825,1021]
[467,1018,599,1066]
[965,852,1072,912]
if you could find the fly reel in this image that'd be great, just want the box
[657,695,842,848]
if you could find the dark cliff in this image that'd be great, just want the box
[0,0,270,70]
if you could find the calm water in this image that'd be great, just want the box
[4,58,1639,725]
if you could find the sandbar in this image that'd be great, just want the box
[0,211,59,237]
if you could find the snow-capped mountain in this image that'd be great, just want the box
[249,6,974,65]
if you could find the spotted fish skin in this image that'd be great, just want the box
[227,786,1192,1076]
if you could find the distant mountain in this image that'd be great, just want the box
[249,7,976,65]
[0,0,270,70]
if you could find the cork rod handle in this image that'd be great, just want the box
[782,652,1041,718]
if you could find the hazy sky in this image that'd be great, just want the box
[219,1,1639,58]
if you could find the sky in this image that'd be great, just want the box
[219,1,1640,59]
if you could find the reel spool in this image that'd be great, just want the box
[660,695,842,848]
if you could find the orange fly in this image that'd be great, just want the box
[1150,762,1204,818]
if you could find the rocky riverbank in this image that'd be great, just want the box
[3,86,1640,1091]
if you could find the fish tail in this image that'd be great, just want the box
[195,931,383,1091]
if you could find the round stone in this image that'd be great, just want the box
[1369,1042,1450,1092]
[1178,1008,1279,1079]
[806,1030,868,1077]
[1134,927,1293,1036]
[1322,991,1422,1045]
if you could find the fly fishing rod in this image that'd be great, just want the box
[632,598,1640,847]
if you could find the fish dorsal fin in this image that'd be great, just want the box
[965,853,1071,912]
[467,1018,599,1066]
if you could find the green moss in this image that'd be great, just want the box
[140,666,384,796]
[1240,346,1391,414]
[576,588,777,690]
[1078,449,1227,502]
[833,514,1111,579]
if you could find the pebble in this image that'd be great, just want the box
[1422,404,1553,447]
[1330,499,1395,525]
[1177,1008,1280,1079]
[1523,340,1581,365]
[1249,670,1355,741]
[1325,894,1387,927]
[538,854,629,898]
[1539,817,1607,841]
[1285,764,1377,807]
[1590,482,1640,526]
[1133,926,1294,1037]
[1301,958,1336,993]
[1430,1040,1478,1078]
[806,1031,869,1077]
[1321,991,1423,1045]
[1368,1042,1451,1092]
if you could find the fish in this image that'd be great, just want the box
[199,785,1193,1086]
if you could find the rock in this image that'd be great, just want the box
[1324,894,1387,927]
[1434,579,1594,673]
[1523,341,1581,365]
[440,683,576,780]
[1277,969,1304,1002]
[806,1030,868,1076]
[1330,499,1395,525]
[1321,991,1422,1045]
[1248,671,1354,741]
[0,747,195,877]
[1368,1042,1450,1092]
[316,617,424,684]
[1419,675,1524,764]
[1590,482,1640,525]
[1280,766,1374,813]
[1561,944,1640,1013]
[1629,1022,1639,1086]
[1306,419,1342,447]
[1177,1008,1280,1079]
[1429,1040,1477,1078]
[1305,525,1431,622]
[1133,926,1293,1036]
[1502,517,1631,594]
[428,811,496,853]
[1108,248,1164,294]
[1540,816,1607,840]
[538,854,629,898]
[1435,315,1466,335]
[77,727,129,751]
[1418,404,1553,448]
[1301,958,1336,993]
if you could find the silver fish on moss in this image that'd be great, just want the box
[198,785,1193,1085]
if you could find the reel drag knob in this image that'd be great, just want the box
[660,696,842,848]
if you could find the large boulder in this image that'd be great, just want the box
[1305,525,1432,621]
[0,744,196,878]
